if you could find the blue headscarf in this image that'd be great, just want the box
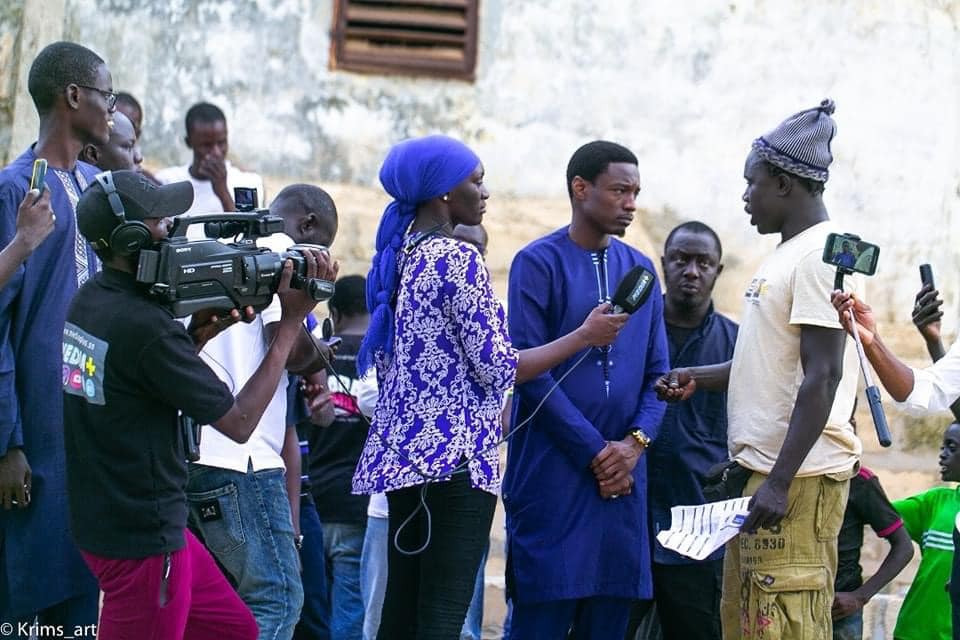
[357,135,481,375]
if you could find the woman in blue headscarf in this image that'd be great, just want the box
[352,135,625,639]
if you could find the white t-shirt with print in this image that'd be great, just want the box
[188,231,292,472]
[727,221,862,477]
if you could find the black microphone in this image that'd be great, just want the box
[611,266,656,314]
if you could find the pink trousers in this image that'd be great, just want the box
[81,529,258,640]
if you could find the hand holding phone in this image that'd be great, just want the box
[913,263,943,343]
[824,232,890,446]
[14,187,55,254]
[29,159,47,204]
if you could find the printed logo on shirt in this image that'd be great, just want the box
[62,322,108,405]
[744,278,768,305]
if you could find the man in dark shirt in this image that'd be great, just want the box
[832,464,912,640]
[642,221,738,640]
[290,365,334,640]
[304,274,370,638]
[62,170,333,639]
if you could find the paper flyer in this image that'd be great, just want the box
[656,497,751,561]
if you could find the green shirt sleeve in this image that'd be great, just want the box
[893,489,933,544]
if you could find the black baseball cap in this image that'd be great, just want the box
[77,170,194,250]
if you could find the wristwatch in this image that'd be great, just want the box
[294,534,304,551]
[629,429,651,449]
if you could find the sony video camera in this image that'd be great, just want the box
[135,188,335,318]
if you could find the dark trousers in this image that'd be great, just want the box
[294,498,331,640]
[377,472,496,640]
[509,596,637,640]
[650,560,722,640]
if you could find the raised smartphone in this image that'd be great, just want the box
[920,263,935,289]
[29,158,47,202]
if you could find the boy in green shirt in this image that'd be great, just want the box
[892,422,960,640]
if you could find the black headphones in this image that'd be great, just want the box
[95,171,152,256]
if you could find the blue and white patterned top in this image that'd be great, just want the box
[352,235,518,495]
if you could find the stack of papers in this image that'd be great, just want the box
[656,497,751,560]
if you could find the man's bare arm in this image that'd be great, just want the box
[740,325,845,533]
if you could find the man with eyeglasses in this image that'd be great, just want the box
[0,41,115,636]
[74,83,118,110]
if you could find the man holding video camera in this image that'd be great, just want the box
[184,183,338,640]
[657,100,863,639]
[62,169,334,639]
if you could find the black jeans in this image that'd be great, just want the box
[377,472,496,640]
[651,559,722,640]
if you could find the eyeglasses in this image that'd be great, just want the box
[74,84,117,110]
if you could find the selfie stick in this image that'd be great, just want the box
[834,269,892,447]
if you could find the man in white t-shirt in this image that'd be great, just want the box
[155,102,263,213]
[183,184,339,640]
[657,100,862,640]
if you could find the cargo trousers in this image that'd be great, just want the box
[721,470,851,640]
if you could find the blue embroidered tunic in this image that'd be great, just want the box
[504,227,669,604]
[0,148,100,617]
[353,236,518,495]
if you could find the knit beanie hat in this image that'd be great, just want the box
[751,99,837,183]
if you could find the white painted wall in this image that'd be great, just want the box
[2,0,958,323]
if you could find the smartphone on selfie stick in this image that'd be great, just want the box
[823,232,891,447]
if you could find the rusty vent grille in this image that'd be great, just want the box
[331,0,479,81]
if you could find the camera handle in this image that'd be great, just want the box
[835,268,892,447]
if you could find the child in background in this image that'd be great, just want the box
[890,422,960,640]
[911,280,960,639]
[832,404,914,640]
[832,464,913,640]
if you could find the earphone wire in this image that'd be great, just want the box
[302,325,592,555]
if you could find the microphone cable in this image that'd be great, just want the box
[303,326,593,555]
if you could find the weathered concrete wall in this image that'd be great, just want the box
[2,0,945,325]
[0,2,958,336]
[0,1,24,159]
[0,0,68,162]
